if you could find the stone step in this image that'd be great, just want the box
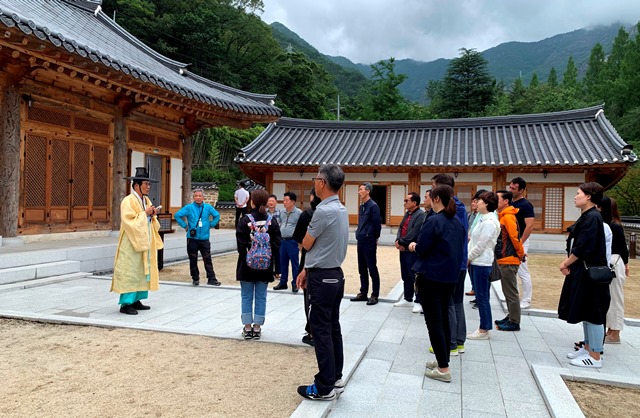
[0,272,88,293]
[0,260,81,285]
[0,249,68,270]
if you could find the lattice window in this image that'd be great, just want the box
[129,129,155,146]
[527,186,544,223]
[93,145,109,207]
[50,139,70,207]
[73,143,90,206]
[27,105,71,128]
[455,185,474,209]
[544,187,564,230]
[75,116,109,136]
[24,135,47,207]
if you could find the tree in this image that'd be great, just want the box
[509,77,529,114]
[547,67,558,87]
[529,73,539,88]
[562,56,578,91]
[430,48,494,118]
[356,58,415,120]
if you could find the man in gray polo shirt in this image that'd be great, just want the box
[296,164,349,401]
[274,191,302,292]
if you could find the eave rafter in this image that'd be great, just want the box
[0,27,277,129]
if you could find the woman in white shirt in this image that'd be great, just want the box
[466,191,501,339]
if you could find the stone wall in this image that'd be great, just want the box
[217,208,236,229]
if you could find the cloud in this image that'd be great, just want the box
[261,0,640,64]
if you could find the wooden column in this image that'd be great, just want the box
[0,84,21,237]
[408,168,421,194]
[111,107,127,230]
[181,133,193,206]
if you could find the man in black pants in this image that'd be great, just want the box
[296,164,349,401]
[351,182,382,305]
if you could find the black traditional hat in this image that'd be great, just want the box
[124,167,158,183]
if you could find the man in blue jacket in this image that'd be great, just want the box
[175,188,221,286]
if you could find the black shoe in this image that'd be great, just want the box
[494,315,509,325]
[207,279,221,286]
[297,384,336,401]
[132,300,150,310]
[366,296,378,306]
[469,299,477,304]
[242,328,254,339]
[302,334,315,346]
[252,328,261,340]
[273,283,288,290]
[496,320,520,332]
[119,304,138,315]
[292,286,299,293]
[350,293,368,302]
[192,280,200,286]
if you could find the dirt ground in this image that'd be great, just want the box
[2,245,639,416]
[0,318,314,418]
[565,380,640,417]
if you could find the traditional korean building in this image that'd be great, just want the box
[0,0,280,237]
[237,106,636,233]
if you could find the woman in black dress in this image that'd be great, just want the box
[558,182,610,368]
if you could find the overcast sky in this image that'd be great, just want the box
[260,0,640,64]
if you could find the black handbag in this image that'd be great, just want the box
[583,261,615,284]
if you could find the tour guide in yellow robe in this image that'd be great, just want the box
[111,167,163,315]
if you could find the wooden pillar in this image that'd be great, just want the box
[408,168,421,194]
[111,107,127,230]
[0,84,21,237]
[181,133,193,206]
[493,169,507,193]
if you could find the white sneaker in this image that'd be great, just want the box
[334,378,345,394]
[520,301,531,309]
[467,329,490,340]
[412,304,423,313]
[570,353,602,368]
[394,299,413,307]
[567,346,588,359]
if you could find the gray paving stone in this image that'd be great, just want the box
[365,341,401,361]
[461,381,506,416]
[516,335,554,353]
[417,389,461,418]
[503,400,550,418]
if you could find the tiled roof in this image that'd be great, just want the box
[237,106,637,168]
[0,0,281,117]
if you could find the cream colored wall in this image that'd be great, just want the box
[345,184,359,214]
[506,172,585,183]
[345,173,408,182]
[130,151,144,175]
[564,186,580,222]
[390,185,407,216]
[170,158,182,208]
[420,172,493,183]
[272,183,286,198]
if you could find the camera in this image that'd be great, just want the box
[189,229,196,237]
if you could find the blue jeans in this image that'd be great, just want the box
[583,321,605,353]
[240,281,268,326]
[470,265,492,330]
[279,239,300,287]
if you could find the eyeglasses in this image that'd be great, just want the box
[311,177,325,183]
[403,199,409,202]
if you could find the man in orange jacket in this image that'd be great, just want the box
[494,190,525,331]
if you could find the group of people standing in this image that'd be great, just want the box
[108,167,629,396]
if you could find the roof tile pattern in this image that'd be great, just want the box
[237,106,636,168]
[0,0,281,117]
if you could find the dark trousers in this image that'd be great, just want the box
[303,287,311,335]
[399,250,419,303]
[308,267,344,395]
[187,238,215,281]
[449,269,467,348]
[279,239,300,287]
[357,237,380,297]
[235,207,247,227]
[417,276,455,369]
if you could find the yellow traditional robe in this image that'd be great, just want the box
[111,193,164,294]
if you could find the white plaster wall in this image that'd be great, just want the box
[345,173,408,182]
[130,151,144,175]
[420,172,493,183]
[273,172,310,181]
[564,186,580,222]
[506,172,585,184]
[272,183,286,198]
[170,158,182,208]
[345,184,359,215]
[391,185,407,216]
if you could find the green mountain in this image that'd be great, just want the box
[271,21,633,104]
[269,22,369,98]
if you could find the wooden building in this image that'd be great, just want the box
[237,106,637,233]
[0,0,280,237]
